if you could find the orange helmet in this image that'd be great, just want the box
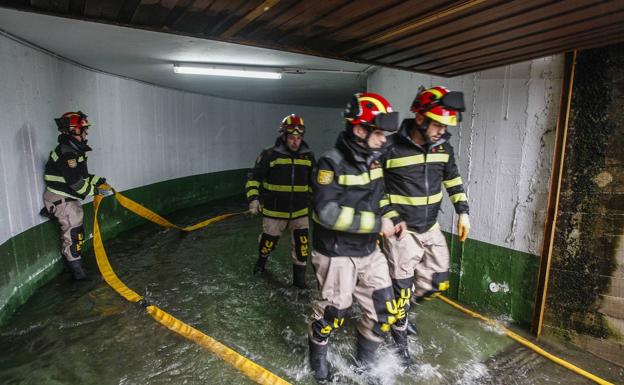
[279,114,305,136]
[411,86,465,126]
[55,111,90,134]
[344,92,399,132]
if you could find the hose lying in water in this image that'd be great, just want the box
[92,191,291,385]
[437,295,614,385]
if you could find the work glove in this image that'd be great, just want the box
[381,217,395,238]
[249,199,261,215]
[95,183,114,197]
[457,213,470,242]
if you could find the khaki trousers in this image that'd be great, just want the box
[261,216,310,265]
[383,224,450,299]
[43,190,84,262]
[311,248,395,342]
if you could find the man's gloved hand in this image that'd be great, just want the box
[457,213,470,242]
[95,183,114,197]
[381,217,395,238]
[249,199,262,215]
[394,221,408,240]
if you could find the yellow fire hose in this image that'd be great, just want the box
[92,190,291,385]
[437,295,614,385]
[92,185,613,385]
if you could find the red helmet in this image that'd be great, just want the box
[344,92,399,132]
[279,114,305,136]
[55,111,90,134]
[411,86,465,126]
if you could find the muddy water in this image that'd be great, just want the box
[1,199,621,385]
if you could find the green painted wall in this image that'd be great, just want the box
[445,234,540,328]
[0,169,248,326]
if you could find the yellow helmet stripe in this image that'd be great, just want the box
[359,96,387,113]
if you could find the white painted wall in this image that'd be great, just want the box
[0,34,343,246]
[368,58,563,255]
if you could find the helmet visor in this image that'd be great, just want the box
[372,111,399,132]
[284,125,305,135]
[440,92,465,112]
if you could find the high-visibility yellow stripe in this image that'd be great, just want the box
[443,177,463,188]
[93,195,290,384]
[359,211,376,233]
[389,191,443,206]
[262,207,308,218]
[294,159,312,166]
[385,153,449,169]
[338,168,382,186]
[383,210,400,219]
[334,206,355,231]
[50,150,59,162]
[246,180,261,188]
[45,186,81,199]
[90,175,102,185]
[269,158,312,168]
[75,180,91,195]
[44,174,66,183]
[262,182,309,192]
[246,189,259,198]
[426,153,449,163]
[450,193,468,203]
[78,156,85,162]
[379,198,390,208]
[386,154,424,168]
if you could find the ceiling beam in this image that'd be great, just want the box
[220,0,280,39]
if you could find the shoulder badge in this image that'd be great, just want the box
[317,170,334,185]
[67,159,77,168]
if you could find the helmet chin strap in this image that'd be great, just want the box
[416,117,435,145]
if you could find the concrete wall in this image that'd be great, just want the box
[368,57,563,324]
[546,43,624,366]
[368,59,563,254]
[0,32,342,247]
[0,33,342,323]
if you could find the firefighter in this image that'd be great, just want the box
[382,86,471,363]
[42,111,110,281]
[308,93,405,383]
[245,114,315,289]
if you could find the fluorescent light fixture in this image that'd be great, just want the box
[174,63,282,79]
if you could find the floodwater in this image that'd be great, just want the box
[1,198,622,385]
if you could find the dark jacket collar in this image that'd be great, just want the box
[335,132,382,167]
[58,134,92,153]
[397,119,450,149]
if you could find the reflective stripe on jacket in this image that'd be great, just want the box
[246,137,315,220]
[384,119,469,233]
[43,134,102,200]
[312,133,400,257]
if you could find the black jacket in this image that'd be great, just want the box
[383,119,469,233]
[44,134,104,200]
[246,137,315,220]
[312,133,400,257]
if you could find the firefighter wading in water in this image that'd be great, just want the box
[42,111,111,280]
[245,114,315,289]
[308,93,406,383]
[382,86,471,363]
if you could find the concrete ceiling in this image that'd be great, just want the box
[0,7,371,107]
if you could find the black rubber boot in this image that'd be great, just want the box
[253,256,268,274]
[355,332,380,371]
[406,320,418,336]
[309,337,332,383]
[67,259,88,281]
[391,323,412,368]
[293,264,307,289]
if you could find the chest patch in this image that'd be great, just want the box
[317,170,334,185]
